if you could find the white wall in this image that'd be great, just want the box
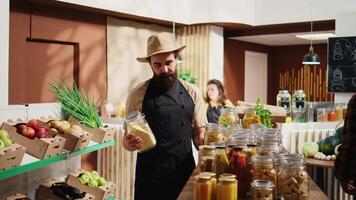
[209,25,224,82]
[0,0,9,106]
[334,11,356,103]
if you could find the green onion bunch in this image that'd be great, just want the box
[49,80,103,128]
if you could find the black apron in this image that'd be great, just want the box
[207,102,225,123]
[134,80,195,200]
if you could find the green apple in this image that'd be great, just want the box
[79,174,90,184]
[0,130,9,140]
[97,177,107,186]
[91,171,100,181]
[2,137,12,147]
[0,140,5,148]
[88,180,98,187]
[82,171,93,180]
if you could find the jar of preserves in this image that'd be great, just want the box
[328,110,337,121]
[217,177,238,200]
[193,174,213,200]
[242,108,261,129]
[228,145,249,198]
[250,156,277,196]
[251,180,275,200]
[276,90,291,112]
[278,157,308,200]
[335,105,344,121]
[219,107,239,127]
[200,156,216,173]
[205,123,224,145]
[292,90,306,111]
[198,145,217,172]
[200,172,217,200]
[220,173,237,179]
[125,111,156,153]
[317,108,328,122]
[211,143,229,178]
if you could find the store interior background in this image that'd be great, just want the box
[1,0,356,169]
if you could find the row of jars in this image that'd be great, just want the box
[197,127,308,200]
[217,106,262,129]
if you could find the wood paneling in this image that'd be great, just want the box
[224,39,273,104]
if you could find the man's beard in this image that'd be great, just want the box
[151,70,177,93]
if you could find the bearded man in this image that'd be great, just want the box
[123,33,206,200]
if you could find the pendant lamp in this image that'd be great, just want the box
[302,0,320,65]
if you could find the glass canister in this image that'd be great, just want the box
[200,172,217,200]
[198,145,217,172]
[193,174,213,200]
[250,156,277,197]
[251,180,275,200]
[317,108,328,122]
[276,90,291,112]
[220,173,237,179]
[292,90,306,111]
[218,106,239,127]
[211,143,229,178]
[223,126,242,141]
[242,108,261,129]
[217,177,238,200]
[278,157,309,200]
[200,156,216,173]
[257,131,283,156]
[125,111,156,153]
[205,123,224,145]
[227,143,249,198]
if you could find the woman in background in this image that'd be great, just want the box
[205,79,233,123]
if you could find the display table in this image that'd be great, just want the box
[177,168,329,200]
[305,158,334,168]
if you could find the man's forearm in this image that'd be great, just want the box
[193,127,205,150]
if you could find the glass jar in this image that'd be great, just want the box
[228,145,249,198]
[250,156,277,197]
[220,173,237,179]
[125,111,156,153]
[292,90,306,111]
[257,131,283,156]
[200,172,217,200]
[335,105,344,121]
[219,107,239,127]
[223,126,242,141]
[217,177,238,200]
[193,174,213,200]
[242,108,261,129]
[198,145,217,172]
[278,157,309,200]
[211,143,229,178]
[251,180,275,200]
[317,108,328,122]
[276,90,291,112]
[205,123,224,145]
[200,156,216,173]
[328,110,337,122]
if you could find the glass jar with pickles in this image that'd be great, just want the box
[217,177,238,200]
[193,174,213,200]
[198,145,217,173]
[219,106,239,127]
[251,180,275,200]
[211,143,229,178]
[250,156,277,196]
[205,123,224,145]
[200,156,216,173]
[242,108,261,129]
[278,157,309,200]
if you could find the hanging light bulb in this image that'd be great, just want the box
[302,0,320,65]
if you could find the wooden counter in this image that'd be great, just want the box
[177,168,329,200]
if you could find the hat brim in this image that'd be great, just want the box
[136,45,186,63]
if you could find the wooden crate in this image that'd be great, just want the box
[68,118,114,143]
[0,143,26,171]
[4,192,30,200]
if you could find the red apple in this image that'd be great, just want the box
[27,119,39,129]
[35,127,49,138]
[15,123,27,133]
[22,127,36,139]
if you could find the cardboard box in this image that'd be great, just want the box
[42,119,93,152]
[4,192,30,200]
[0,143,26,171]
[66,170,115,200]
[36,179,94,200]
[1,121,66,160]
[68,118,114,144]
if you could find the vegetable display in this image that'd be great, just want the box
[254,99,272,128]
[49,80,103,128]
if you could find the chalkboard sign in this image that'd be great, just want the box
[328,36,356,92]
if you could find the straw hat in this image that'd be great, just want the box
[137,32,186,63]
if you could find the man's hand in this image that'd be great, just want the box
[192,126,205,150]
[123,131,143,152]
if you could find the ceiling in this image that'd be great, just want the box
[229,31,335,46]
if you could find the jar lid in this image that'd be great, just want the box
[294,90,305,95]
[199,145,216,150]
[278,90,290,94]
[251,180,275,189]
[196,174,212,180]
[224,125,242,134]
[221,106,236,113]
[280,156,305,166]
[218,177,236,182]
[220,173,236,179]
[249,124,266,130]
[251,156,273,165]
[227,133,249,147]
[210,142,226,149]
[125,111,144,123]
[200,172,216,178]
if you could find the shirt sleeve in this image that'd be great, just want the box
[192,86,208,128]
